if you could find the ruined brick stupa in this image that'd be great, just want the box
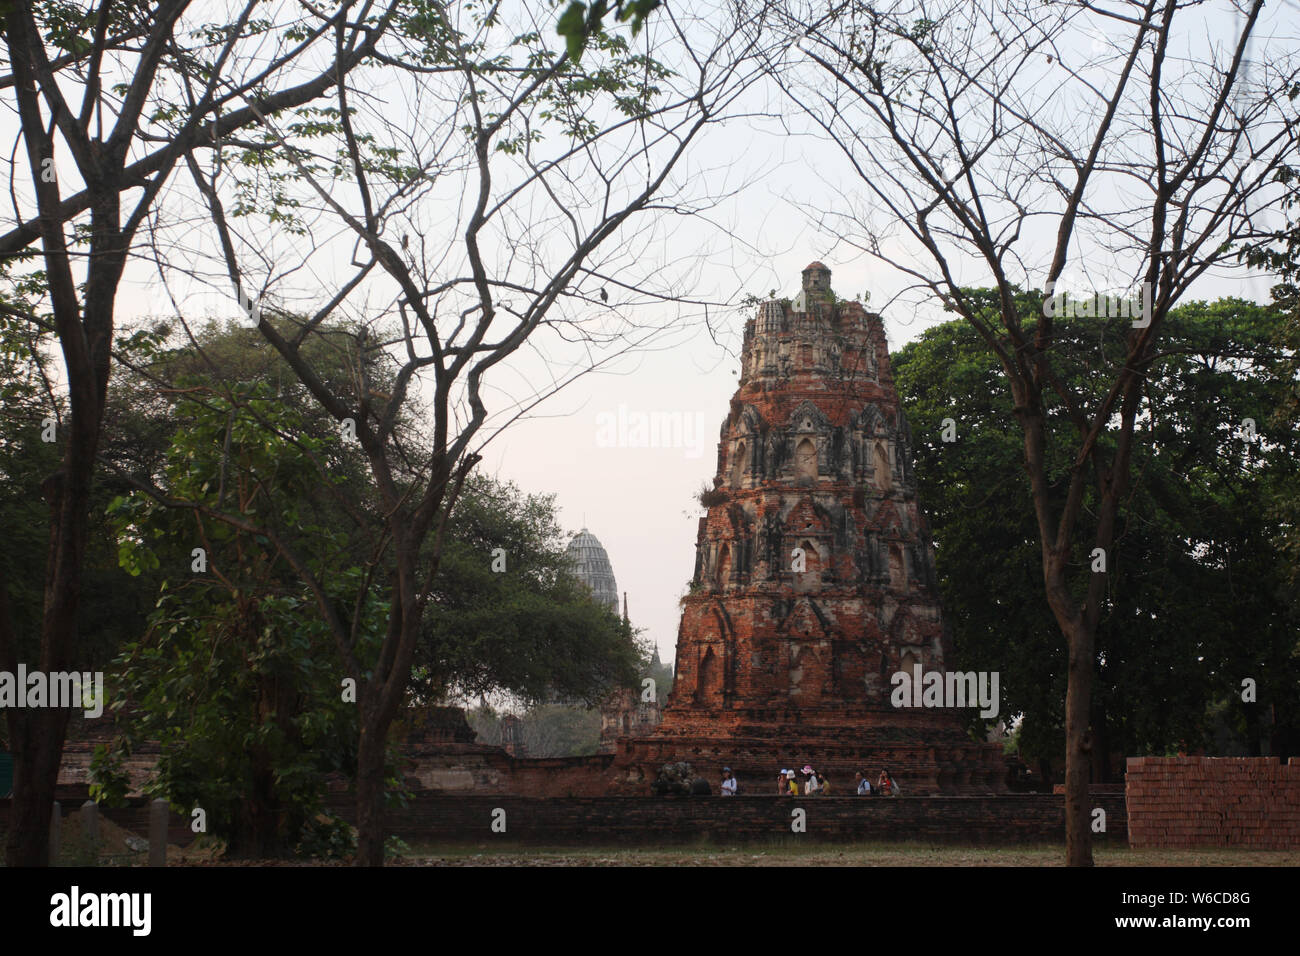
[611,262,1007,793]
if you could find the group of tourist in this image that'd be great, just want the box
[854,769,901,797]
[715,766,902,796]
[775,765,831,795]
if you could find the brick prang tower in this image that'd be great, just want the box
[613,262,1008,793]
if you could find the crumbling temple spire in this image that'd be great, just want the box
[611,262,1007,793]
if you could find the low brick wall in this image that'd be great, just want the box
[325,792,1128,845]
[1125,756,1300,849]
[3,792,1126,848]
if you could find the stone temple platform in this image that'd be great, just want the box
[606,712,1009,796]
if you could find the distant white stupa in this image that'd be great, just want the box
[565,528,619,611]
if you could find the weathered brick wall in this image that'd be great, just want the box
[1126,757,1300,849]
[3,792,1127,848]
[325,792,1128,845]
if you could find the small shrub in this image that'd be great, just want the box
[385,835,411,861]
[295,812,356,860]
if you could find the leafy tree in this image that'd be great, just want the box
[93,318,644,854]
[0,303,61,723]
[413,474,645,708]
[767,0,1299,865]
[87,315,405,857]
[1243,160,1300,612]
[647,648,673,699]
[177,0,758,864]
[0,0,392,866]
[467,702,603,757]
[894,296,1300,781]
[94,385,381,858]
[0,288,156,753]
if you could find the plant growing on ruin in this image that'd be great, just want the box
[698,482,731,508]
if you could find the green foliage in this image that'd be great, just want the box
[533,28,674,140]
[414,474,644,707]
[36,0,98,56]
[555,0,661,62]
[279,811,408,861]
[385,834,411,860]
[893,295,1300,773]
[0,310,58,671]
[0,283,155,713]
[94,369,382,858]
[648,649,673,697]
[466,701,602,757]
[1268,285,1300,604]
[86,314,645,851]
[216,1,674,233]
[295,813,357,861]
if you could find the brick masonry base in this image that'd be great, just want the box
[17,757,1297,851]
[1125,757,1300,850]
[323,792,1129,845]
[0,790,1128,849]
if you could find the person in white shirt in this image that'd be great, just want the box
[720,767,738,796]
[855,771,872,796]
[802,765,819,794]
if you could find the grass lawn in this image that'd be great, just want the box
[6,820,1295,865]
[395,842,1300,867]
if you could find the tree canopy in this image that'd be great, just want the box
[893,294,1300,780]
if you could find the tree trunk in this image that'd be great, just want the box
[226,752,289,859]
[1245,701,1262,757]
[222,666,302,859]
[1063,617,1095,867]
[354,714,388,866]
[349,541,431,866]
[4,708,73,866]
[5,463,94,866]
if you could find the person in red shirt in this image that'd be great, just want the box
[877,770,896,796]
